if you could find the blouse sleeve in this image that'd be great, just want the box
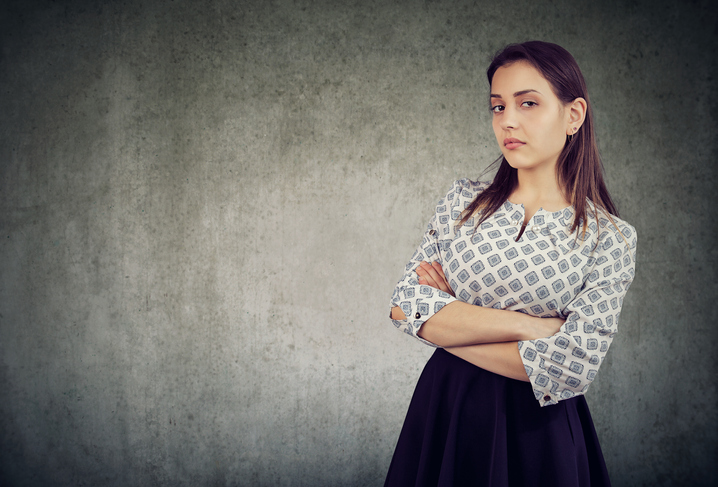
[389,180,468,347]
[518,218,638,407]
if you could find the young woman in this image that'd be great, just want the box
[385,41,637,486]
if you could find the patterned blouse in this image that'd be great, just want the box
[390,179,638,407]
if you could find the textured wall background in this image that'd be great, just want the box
[1,0,715,485]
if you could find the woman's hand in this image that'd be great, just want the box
[523,316,565,341]
[416,261,455,297]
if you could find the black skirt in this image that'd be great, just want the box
[384,348,611,487]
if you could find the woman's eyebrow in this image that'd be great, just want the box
[490,89,542,98]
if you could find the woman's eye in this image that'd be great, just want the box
[521,101,537,107]
[491,105,504,113]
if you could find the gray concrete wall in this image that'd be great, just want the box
[1,0,715,485]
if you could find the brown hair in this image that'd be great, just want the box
[458,41,620,240]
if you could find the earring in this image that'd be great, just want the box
[568,127,577,141]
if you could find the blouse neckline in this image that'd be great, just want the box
[496,200,577,228]
[504,199,575,217]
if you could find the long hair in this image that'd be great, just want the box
[458,41,620,239]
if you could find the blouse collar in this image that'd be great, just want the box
[496,200,577,228]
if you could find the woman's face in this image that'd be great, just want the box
[490,61,572,173]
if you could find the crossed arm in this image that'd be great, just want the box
[391,261,565,382]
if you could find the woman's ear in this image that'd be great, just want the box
[566,97,587,135]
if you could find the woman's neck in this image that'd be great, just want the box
[509,167,570,220]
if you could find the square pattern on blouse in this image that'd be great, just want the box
[390,179,637,407]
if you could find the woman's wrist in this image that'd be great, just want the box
[516,313,540,341]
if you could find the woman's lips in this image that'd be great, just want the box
[504,138,525,150]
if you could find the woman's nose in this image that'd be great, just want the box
[500,106,518,131]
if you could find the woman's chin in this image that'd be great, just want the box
[504,157,527,170]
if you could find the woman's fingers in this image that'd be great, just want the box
[418,261,444,290]
[416,261,453,295]
[432,261,448,282]
[431,261,455,296]
[416,264,439,288]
